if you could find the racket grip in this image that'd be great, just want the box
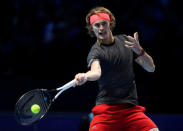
[56,79,76,91]
[54,79,76,101]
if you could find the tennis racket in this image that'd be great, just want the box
[15,79,76,125]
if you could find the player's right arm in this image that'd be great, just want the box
[74,60,101,86]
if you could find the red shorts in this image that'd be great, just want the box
[89,103,157,131]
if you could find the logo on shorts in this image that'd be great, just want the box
[91,125,97,129]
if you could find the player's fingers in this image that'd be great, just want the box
[73,81,79,87]
[75,73,82,80]
[125,44,134,48]
[74,74,82,86]
[134,32,139,42]
[75,73,80,78]
[127,35,135,42]
[75,79,83,86]
[74,73,87,86]
[79,73,85,82]
[125,41,135,46]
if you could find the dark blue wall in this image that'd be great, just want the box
[0,0,183,114]
[1,112,183,131]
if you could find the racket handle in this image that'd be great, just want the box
[54,79,76,100]
[56,79,76,91]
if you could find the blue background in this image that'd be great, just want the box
[0,0,183,130]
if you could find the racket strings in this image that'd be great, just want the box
[15,89,52,125]
[39,90,50,113]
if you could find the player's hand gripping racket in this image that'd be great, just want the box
[15,79,76,125]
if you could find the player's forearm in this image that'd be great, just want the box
[135,52,155,72]
[74,61,101,86]
[85,70,101,81]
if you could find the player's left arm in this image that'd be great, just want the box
[124,32,155,72]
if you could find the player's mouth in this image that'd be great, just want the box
[98,31,107,36]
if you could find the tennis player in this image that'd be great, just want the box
[75,7,159,131]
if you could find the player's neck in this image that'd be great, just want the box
[97,32,114,45]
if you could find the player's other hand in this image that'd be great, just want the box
[124,32,143,54]
[74,73,87,87]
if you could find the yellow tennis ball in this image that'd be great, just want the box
[31,104,40,114]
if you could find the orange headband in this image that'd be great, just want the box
[90,13,110,25]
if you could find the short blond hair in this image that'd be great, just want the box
[86,7,116,37]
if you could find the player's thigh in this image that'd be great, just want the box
[124,106,158,131]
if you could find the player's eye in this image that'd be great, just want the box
[101,21,107,26]
[94,23,100,28]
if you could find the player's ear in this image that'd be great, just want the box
[109,22,113,30]
[90,25,95,37]
[90,24,94,31]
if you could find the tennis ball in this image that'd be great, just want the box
[31,104,40,114]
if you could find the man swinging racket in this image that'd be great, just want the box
[74,7,159,131]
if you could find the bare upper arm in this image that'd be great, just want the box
[90,60,102,75]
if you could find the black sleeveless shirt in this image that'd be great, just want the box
[87,34,138,105]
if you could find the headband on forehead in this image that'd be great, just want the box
[90,13,110,25]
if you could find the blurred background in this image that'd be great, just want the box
[0,0,183,130]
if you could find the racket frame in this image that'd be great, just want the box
[15,79,76,125]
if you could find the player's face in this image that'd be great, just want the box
[92,20,111,40]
